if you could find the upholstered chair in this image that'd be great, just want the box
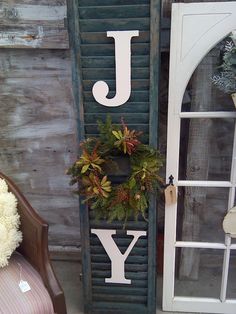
[0,172,67,314]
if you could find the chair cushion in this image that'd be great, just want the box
[0,252,54,314]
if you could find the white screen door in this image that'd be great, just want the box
[163,2,236,313]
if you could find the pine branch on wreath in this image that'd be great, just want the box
[67,116,164,223]
[212,33,236,98]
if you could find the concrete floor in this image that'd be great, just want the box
[52,260,194,314]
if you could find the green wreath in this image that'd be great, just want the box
[67,117,163,222]
[212,34,236,95]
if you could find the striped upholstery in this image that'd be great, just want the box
[0,252,54,314]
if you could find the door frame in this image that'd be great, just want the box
[163,2,236,313]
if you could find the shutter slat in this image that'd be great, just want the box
[81,43,150,56]
[79,0,149,6]
[92,301,147,314]
[91,254,148,264]
[93,293,147,303]
[79,5,150,19]
[79,18,150,32]
[83,91,149,102]
[85,113,149,124]
[92,278,147,288]
[91,237,147,247]
[85,134,149,144]
[90,246,148,255]
[84,102,149,113]
[85,124,149,134]
[92,270,148,280]
[89,219,148,229]
[81,31,149,44]
[92,286,148,296]
[81,56,149,68]
[91,263,148,272]
[82,68,149,80]
[83,79,149,91]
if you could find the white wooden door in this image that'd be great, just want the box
[163,2,236,313]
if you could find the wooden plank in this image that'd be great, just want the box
[147,1,161,312]
[0,2,68,49]
[82,68,149,80]
[49,246,81,261]
[161,29,170,51]
[79,18,150,32]
[0,26,68,49]
[81,43,150,56]
[0,0,64,3]
[84,102,149,114]
[79,5,150,19]
[49,224,80,246]
[80,31,150,44]
[67,1,90,312]
[0,52,72,79]
[149,0,160,148]
[0,48,79,246]
[0,2,66,24]
[81,56,150,68]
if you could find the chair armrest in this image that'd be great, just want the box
[0,172,67,314]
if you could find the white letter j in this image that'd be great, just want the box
[92,30,139,107]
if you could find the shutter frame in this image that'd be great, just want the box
[67,1,161,312]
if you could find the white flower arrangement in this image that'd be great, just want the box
[0,178,22,268]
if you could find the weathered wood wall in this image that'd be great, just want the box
[0,1,69,49]
[0,1,80,249]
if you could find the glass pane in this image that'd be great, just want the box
[176,187,229,243]
[227,251,236,299]
[179,118,235,181]
[231,238,236,244]
[175,248,223,298]
[181,33,236,112]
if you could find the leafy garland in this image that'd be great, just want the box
[67,117,163,222]
[212,33,236,94]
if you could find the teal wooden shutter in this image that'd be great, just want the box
[67,1,161,313]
